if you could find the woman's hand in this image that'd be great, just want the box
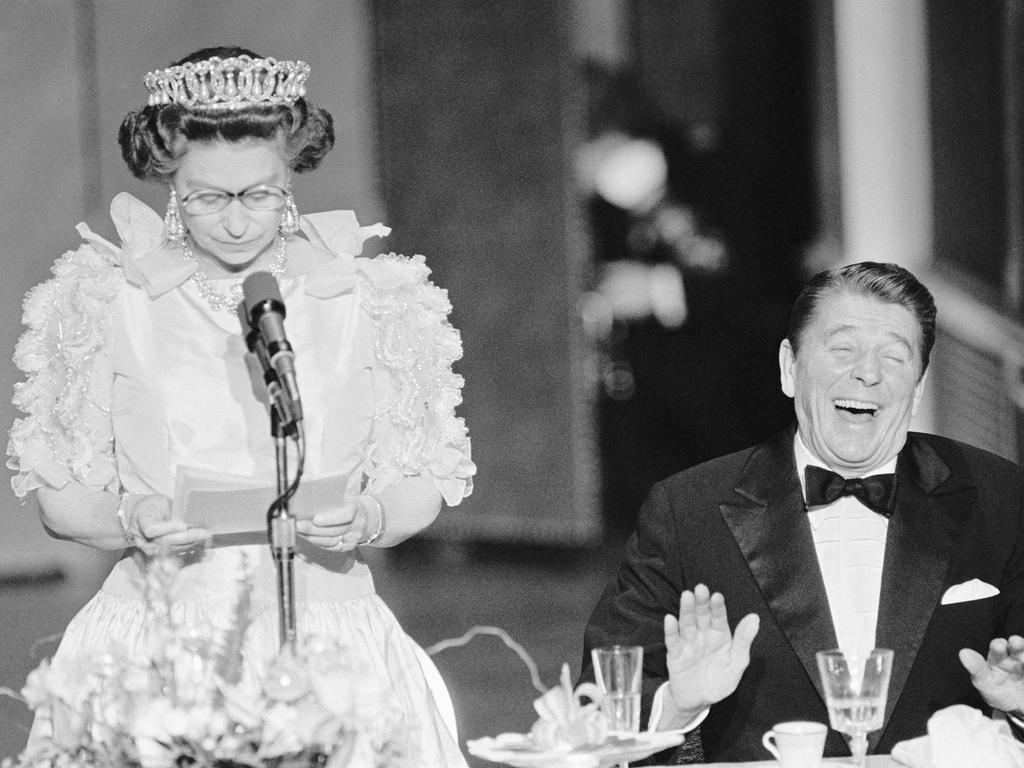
[126,494,211,556]
[296,495,377,552]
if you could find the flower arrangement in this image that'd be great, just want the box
[1,555,400,768]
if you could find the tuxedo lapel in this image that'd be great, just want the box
[873,435,972,750]
[720,428,837,703]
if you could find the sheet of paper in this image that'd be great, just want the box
[172,466,354,535]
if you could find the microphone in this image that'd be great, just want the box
[242,321,297,427]
[242,272,303,426]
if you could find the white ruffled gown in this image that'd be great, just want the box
[8,193,476,767]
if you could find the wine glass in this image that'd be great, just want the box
[815,648,894,768]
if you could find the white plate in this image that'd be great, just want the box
[466,730,685,768]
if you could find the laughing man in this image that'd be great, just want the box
[584,261,1024,762]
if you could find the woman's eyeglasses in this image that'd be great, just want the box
[179,185,289,215]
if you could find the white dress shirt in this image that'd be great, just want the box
[796,432,894,654]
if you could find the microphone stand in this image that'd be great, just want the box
[245,322,304,654]
[269,409,300,654]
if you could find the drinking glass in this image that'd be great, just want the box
[815,648,893,768]
[592,645,643,767]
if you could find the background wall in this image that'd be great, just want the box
[371,0,600,545]
[0,2,92,579]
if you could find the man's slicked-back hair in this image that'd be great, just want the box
[787,262,937,375]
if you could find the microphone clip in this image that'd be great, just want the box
[244,328,300,436]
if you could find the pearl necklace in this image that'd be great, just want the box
[180,236,288,313]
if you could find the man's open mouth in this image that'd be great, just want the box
[833,398,879,416]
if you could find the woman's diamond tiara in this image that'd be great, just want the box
[144,54,310,111]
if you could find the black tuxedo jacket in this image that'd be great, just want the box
[583,427,1024,762]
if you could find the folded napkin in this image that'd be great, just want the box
[530,664,608,749]
[941,579,1000,605]
[891,705,1024,768]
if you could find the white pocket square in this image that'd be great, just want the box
[941,579,1000,605]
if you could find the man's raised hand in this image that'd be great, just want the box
[664,583,760,721]
[960,635,1024,713]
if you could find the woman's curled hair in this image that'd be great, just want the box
[118,46,335,181]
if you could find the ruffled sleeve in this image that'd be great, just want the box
[7,228,124,498]
[357,253,475,506]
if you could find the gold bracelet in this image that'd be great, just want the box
[357,495,386,546]
[115,494,136,546]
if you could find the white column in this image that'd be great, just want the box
[834,0,932,272]
[571,0,629,66]
[834,0,936,432]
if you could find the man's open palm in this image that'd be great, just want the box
[665,583,760,712]
[960,635,1024,712]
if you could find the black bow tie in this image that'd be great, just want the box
[803,465,897,517]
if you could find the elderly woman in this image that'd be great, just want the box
[9,46,474,766]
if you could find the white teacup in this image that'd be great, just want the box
[762,721,827,768]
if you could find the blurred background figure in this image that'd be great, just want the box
[577,58,807,534]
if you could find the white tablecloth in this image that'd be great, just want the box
[695,756,895,767]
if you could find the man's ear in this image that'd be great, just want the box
[779,339,796,398]
[911,366,929,417]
